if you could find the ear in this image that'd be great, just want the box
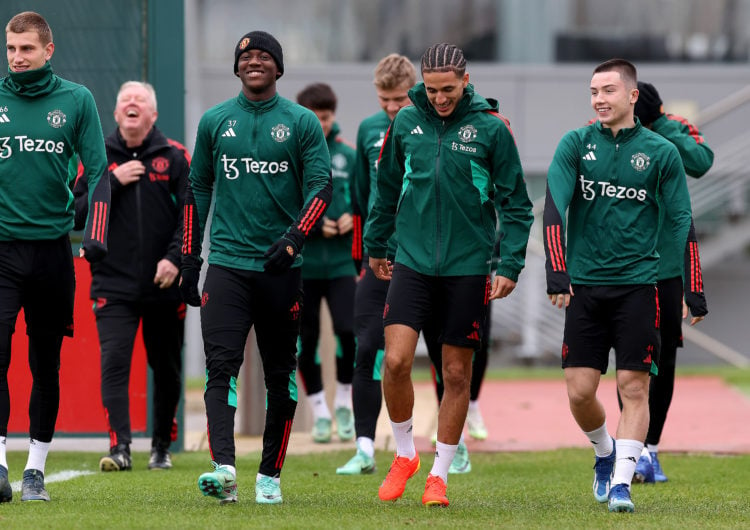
[44,42,54,61]
[630,88,639,105]
[463,72,470,88]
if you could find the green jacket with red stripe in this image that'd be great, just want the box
[543,120,693,291]
[185,91,332,272]
[302,122,357,279]
[364,82,533,279]
[351,110,397,263]
[650,113,713,281]
[0,63,109,246]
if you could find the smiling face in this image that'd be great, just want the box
[590,70,637,134]
[236,49,279,101]
[114,83,157,143]
[422,70,469,118]
[6,30,53,72]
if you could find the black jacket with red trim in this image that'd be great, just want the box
[74,126,190,302]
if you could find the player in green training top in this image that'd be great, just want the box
[180,30,332,506]
[365,43,533,507]
[0,11,110,504]
[543,59,692,513]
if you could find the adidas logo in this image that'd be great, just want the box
[582,151,596,161]
[0,114,9,123]
[221,128,236,137]
[410,125,423,135]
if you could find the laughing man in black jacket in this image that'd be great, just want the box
[74,81,190,473]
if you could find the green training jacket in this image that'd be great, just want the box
[650,114,714,281]
[302,122,357,279]
[187,92,331,271]
[0,63,107,241]
[364,83,533,279]
[543,119,693,290]
[351,110,398,263]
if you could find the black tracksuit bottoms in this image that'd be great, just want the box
[95,298,184,449]
[201,264,302,477]
[0,236,74,441]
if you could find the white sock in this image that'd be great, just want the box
[613,439,643,486]
[468,400,480,415]
[430,442,457,482]
[256,472,279,485]
[584,422,613,457]
[0,436,7,469]
[646,443,658,454]
[357,436,375,458]
[221,464,237,477]
[391,418,416,459]
[640,446,652,462]
[334,383,352,410]
[25,439,51,473]
[308,390,331,420]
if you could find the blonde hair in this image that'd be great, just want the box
[374,54,416,90]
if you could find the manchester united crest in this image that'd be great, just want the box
[630,152,651,172]
[152,156,170,172]
[458,124,477,143]
[47,109,67,129]
[271,123,291,143]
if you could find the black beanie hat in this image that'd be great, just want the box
[233,31,284,78]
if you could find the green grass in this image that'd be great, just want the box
[1,449,749,529]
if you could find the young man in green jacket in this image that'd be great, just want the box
[543,59,693,513]
[364,43,533,507]
[0,11,110,503]
[180,31,332,505]
[295,82,357,444]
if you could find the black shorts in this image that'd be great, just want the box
[562,284,659,374]
[0,236,75,337]
[384,263,489,349]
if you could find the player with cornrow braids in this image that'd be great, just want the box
[365,43,533,507]
[180,30,331,506]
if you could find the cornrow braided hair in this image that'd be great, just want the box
[421,43,467,76]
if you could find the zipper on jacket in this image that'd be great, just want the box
[434,122,444,276]
[133,150,145,287]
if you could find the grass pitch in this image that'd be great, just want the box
[1,448,748,529]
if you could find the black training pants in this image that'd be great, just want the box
[298,276,356,395]
[95,299,184,448]
[0,237,74,441]
[201,265,302,476]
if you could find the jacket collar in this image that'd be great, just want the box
[3,62,60,98]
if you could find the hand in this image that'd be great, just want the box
[490,275,516,300]
[548,285,574,308]
[263,227,304,274]
[321,218,338,238]
[683,295,707,326]
[154,259,179,289]
[337,213,353,235]
[112,160,146,186]
[179,266,201,306]
[81,241,107,263]
[369,257,392,280]
[634,82,664,127]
